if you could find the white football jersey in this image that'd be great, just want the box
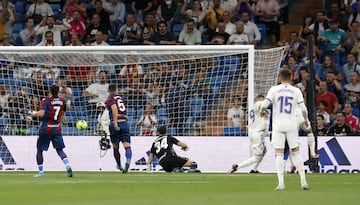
[264,83,305,132]
[249,100,269,132]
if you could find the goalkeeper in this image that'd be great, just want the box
[147,125,199,172]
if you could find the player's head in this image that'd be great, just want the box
[157,125,167,136]
[279,69,292,82]
[255,94,264,102]
[108,84,117,94]
[50,84,59,96]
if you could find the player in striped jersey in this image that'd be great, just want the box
[261,69,309,191]
[228,95,268,173]
[105,84,132,173]
[31,84,73,178]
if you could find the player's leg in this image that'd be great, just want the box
[112,142,122,170]
[272,131,286,190]
[34,134,50,177]
[120,122,132,174]
[35,148,44,177]
[284,140,296,173]
[53,135,73,177]
[287,132,309,190]
[109,125,123,171]
[122,142,132,173]
[252,146,266,173]
[229,131,266,173]
[307,131,317,158]
[300,120,318,158]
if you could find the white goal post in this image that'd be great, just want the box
[0,45,285,137]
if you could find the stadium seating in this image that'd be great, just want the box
[15,2,25,14]
[223,127,242,136]
[172,24,184,38]
[13,23,24,34]
[256,24,266,45]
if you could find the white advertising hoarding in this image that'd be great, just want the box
[0,136,359,173]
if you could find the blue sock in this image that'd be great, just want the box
[283,150,289,161]
[38,165,43,172]
[36,150,44,173]
[125,147,132,164]
[56,149,70,167]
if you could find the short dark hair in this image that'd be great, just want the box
[108,84,117,93]
[319,100,328,107]
[279,69,291,80]
[50,84,59,96]
[317,114,325,120]
[157,20,167,28]
[157,125,167,135]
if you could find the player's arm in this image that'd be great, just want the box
[31,109,45,117]
[261,99,271,114]
[147,152,154,171]
[111,104,120,130]
[176,141,189,151]
[299,102,311,129]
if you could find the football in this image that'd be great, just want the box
[76,120,88,131]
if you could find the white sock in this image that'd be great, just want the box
[275,153,285,186]
[307,133,316,157]
[237,156,260,169]
[289,152,295,168]
[291,151,307,183]
[253,154,264,171]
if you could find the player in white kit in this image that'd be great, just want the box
[261,69,309,191]
[228,95,268,173]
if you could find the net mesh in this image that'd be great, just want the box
[0,46,285,136]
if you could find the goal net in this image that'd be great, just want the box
[0,46,285,137]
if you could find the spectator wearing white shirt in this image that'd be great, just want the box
[82,70,109,117]
[90,30,109,46]
[137,104,157,136]
[178,18,202,45]
[36,30,56,46]
[26,0,54,24]
[227,95,246,128]
[227,22,249,45]
[238,11,261,46]
[35,16,71,46]
[216,10,235,35]
[220,0,238,17]
[96,102,110,136]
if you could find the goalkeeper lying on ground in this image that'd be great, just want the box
[147,125,199,172]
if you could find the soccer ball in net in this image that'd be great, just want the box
[76,120,88,131]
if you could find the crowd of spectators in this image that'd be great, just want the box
[1,0,276,47]
[279,1,360,136]
[1,0,360,137]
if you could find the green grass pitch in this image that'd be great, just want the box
[0,172,359,205]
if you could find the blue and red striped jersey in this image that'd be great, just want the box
[105,94,128,121]
[39,96,66,135]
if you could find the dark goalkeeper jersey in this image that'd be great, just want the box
[150,135,179,162]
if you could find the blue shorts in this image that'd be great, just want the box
[109,121,131,144]
[37,133,65,151]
